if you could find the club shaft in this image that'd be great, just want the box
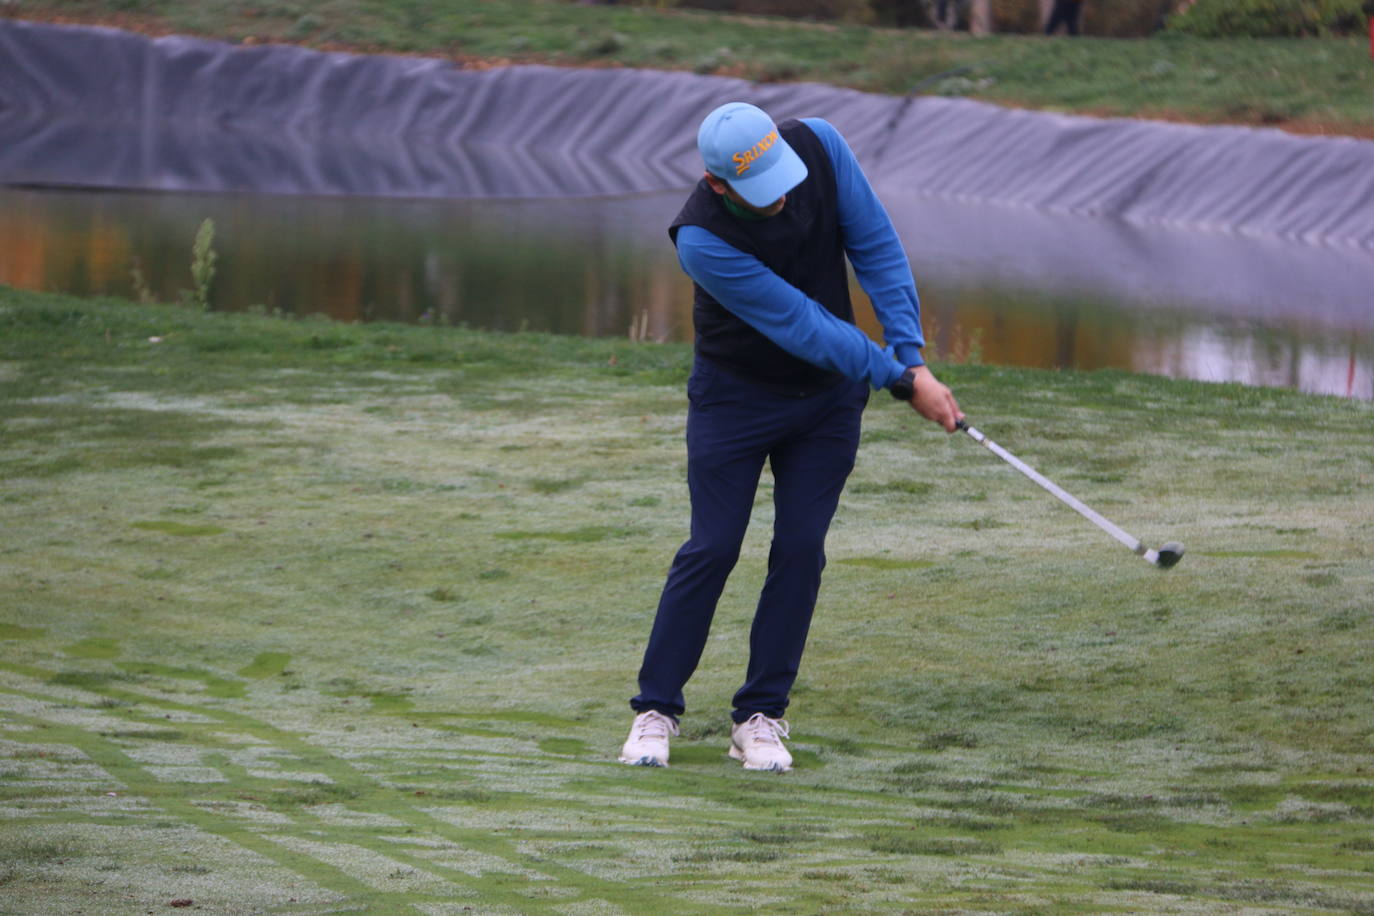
[960,423,1147,556]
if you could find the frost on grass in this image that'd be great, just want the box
[142,765,231,783]
[5,295,1374,913]
[266,833,460,895]
[0,821,344,913]
[309,802,408,828]
[119,741,209,767]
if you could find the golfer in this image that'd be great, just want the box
[621,102,962,772]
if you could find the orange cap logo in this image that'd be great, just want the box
[731,130,780,176]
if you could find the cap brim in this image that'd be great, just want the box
[727,139,808,208]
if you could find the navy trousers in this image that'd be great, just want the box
[631,357,868,724]
[1044,0,1082,34]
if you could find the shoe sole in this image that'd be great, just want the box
[619,755,667,767]
[728,743,791,773]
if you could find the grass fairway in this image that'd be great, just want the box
[2,287,1373,914]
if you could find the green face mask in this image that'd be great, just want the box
[721,190,769,221]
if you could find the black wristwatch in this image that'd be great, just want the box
[889,367,917,401]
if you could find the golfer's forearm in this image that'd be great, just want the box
[838,218,925,368]
[803,117,926,367]
[859,282,924,368]
[676,228,904,389]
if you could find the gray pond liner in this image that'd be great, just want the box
[1,19,1370,337]
[4,19,1374,245]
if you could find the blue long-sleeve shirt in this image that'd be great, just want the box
[675,117,925,391]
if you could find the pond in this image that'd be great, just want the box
[2,185,1369,399]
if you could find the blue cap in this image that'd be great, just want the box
[697,102,808,208]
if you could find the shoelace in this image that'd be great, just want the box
[740,712,789,745]
[634,711,679,740]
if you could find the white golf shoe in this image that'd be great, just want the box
[618,710,679,767]
[728,712,792,772]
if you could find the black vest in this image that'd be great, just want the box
[669,119,853,397]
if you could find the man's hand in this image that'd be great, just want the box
[907,365,963,432]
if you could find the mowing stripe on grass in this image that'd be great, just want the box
[0,660,748,914]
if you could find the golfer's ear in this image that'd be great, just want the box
[703,173,727,195]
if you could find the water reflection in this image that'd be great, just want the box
[1,186,1369,399]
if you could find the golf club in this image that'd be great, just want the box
[955,419,1184,569]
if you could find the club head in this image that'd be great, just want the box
[1154,542,1185,569]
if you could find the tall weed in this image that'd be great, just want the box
[188,218,217,311]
